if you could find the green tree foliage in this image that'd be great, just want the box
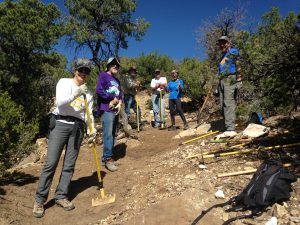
[0,0,67,171]
[135,52,175,87]
[64,0,150,70]
[0,0,66,119]
[178,58,214,103]
[238,8,300,115]
[0,92,39,174]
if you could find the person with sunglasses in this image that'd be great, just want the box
[33,58,96,218]
[96,57,122,172]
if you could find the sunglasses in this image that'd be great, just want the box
[78,67,91,75]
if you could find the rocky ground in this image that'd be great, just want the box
[0,91,299,225]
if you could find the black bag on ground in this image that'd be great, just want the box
[191,159,297,225]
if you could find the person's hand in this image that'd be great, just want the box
[73,84,88,98]
[236,80,243,90]
[115,101,122,115]
[87,127,97,143]
[177,82,181,88]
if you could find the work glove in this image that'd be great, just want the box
[87,127,97,143]
[73,83,88,99]
[114,101,122,115]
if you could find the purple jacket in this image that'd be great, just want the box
[96,72,122,114]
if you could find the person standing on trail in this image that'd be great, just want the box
[166,69,189,131]
[96,57,122,172]
[33,58,96,218]
[123,66,143,130]
[215,36,242,140]
[150,69,167,128]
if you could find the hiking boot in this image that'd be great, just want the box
[183,123,189,130]
[215,131,237,140]
[105,160,118,172]
[33,201,44,218]
[55,198,75,211]
[168,125,176,131]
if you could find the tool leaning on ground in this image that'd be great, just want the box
[180,130,220,145]
[186,142,300,160]
[83,94,116,206]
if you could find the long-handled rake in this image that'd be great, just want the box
[83,94,116,207]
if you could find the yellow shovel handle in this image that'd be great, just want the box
[83,95,103,185]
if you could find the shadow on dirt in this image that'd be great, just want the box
[113,143,127,161]
[0,171,38,188]
[69,171,107,201]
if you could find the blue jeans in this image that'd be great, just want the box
[124,94,141,124]
[152,93,165,126]
[101,111,118,162]
[35,121,85,203]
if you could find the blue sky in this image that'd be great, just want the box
[43,0,299,64]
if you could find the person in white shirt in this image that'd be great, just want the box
[33,58,96,218]
[150,69,167,128]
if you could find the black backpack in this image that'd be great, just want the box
[191,160,297,225]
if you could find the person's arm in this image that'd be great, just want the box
[150,79,158,90]
[56,79,76,107]
[160,77,168,88]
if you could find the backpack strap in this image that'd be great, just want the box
[222,211,263,225]
[191,198,235,225]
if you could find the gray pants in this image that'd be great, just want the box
[35,121,84,203]
[218,78,237,131]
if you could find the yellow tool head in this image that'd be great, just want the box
[92,193,116,207]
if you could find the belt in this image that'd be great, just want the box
[54,114,84,123]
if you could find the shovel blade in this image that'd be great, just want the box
[92,193,116,207]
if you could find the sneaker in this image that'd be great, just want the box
[105,160,118,172]
[215,131,237,140]
[168,126,176,131]
[55,198,75,211]
[183,123,189,130]
[33,201,44,218]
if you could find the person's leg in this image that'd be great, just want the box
[35,122,71,204]
[175,99,188,129]
[219,80,224,118]
[152,94,160,127]
[223,80,236,131]
[169,99,176,126]
[54,122,84,201]
[124,94,132,119]
[101,112,115,162]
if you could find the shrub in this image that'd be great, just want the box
[0,92,39,174]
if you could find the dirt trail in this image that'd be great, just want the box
[1,109,300,225]
[0,118,202,225]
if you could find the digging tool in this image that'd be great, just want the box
[196,86,213,125]
[185,143,245,159]
[180,130,219,145]
[200,142,300,160]
[217,163,294,178]
[159,90,166,129]
[83,95,116,206]
[135,95,140,132]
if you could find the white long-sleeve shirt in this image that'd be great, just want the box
[150,77,167,94]
[52,78,94,127]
